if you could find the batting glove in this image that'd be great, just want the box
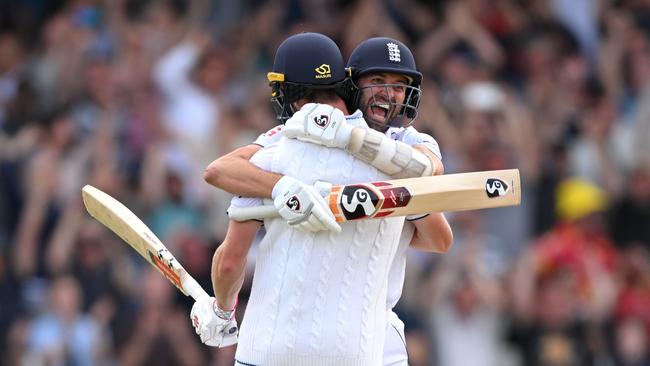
[272,176,341,233]
[190,296,238,348]
[282,103,353,149]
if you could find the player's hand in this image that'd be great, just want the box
[282,103,353,149]
[190,296,238,347]
[272,176,341,233]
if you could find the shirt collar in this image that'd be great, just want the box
[345,109,368,128]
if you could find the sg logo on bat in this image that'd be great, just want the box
[485,178,510,198]
[340,185,380,220]
[337,182,412,221]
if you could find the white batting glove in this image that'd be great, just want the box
[272,176,341,233]
[190,296,238,348]
[313,180,333,198]
[282,103,353,149]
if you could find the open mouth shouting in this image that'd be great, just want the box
[370,102,390,119]
[357,79,414,130]
[367,98,399,125]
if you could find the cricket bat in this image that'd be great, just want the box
[81,185,208,301]
[228,169,521,222]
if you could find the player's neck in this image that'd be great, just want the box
[328,99,349,115]
[294,99,349,115]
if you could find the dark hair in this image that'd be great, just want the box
[40,103,71,131]
[300,89,340,104]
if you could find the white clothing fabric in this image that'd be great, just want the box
[237,111,440,365]
[432,301,502,366]
[153,42,221,205]
[385,222,415,312]
[234,122,405,365]
[153,42,219,141]
[383,311,408,366]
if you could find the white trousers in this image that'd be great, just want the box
[383,311,408,366]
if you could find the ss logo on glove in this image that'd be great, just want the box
[313,115,330,128]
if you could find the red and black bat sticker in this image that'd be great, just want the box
[338,182,412,221]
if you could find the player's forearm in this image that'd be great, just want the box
[204,145,281,198]
[212,221,260,310]
[409,213,453,252]
[212,245,246,310]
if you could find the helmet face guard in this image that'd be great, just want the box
[352,81,421,130]
[269,79,313,122]
[269,77,355,122]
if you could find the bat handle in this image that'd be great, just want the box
[180,271,209,301]
[228,205,279,221]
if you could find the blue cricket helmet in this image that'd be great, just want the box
[347,37,422,122]
[268,32,354,121]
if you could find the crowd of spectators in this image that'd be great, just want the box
[1,0,649,365]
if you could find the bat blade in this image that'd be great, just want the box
[228,169,521,222]
[331,169,521,222]
[81,185,208,300]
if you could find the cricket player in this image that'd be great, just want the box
[192,35,452,365]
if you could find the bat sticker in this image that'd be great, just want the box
[339,185,381,220]
[485,178,510,198]
[380,187,411,208]
[338,183,413,220]
[148,249,182,289]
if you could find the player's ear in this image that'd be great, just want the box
[292,100,307,112]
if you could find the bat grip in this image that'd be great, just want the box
[228,205,279,221]
[180,271,209,301]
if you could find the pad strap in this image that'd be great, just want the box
[347,128,433,178]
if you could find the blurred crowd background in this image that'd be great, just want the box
[1,0,650,365]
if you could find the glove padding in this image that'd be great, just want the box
[272,176,340,233]
[282,103,353,149]
[190,296,238,347]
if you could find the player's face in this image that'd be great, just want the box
[356,73,410,128]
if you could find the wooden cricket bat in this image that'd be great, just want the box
[228,169,521,222]
[81,185,208,300]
